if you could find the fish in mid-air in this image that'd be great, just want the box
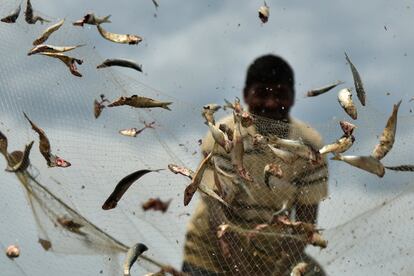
[371,100,401,160]
[28,44,85,56]
[57,216,86,236]
[167,164,194,179]
[119,121,156,137]
[108,95,172,110]
[201,104,221,125]
[1,4,21,23]
[208,122,232,153]
[270,137,321,164]
[331,154,385,177]
[94,94,110,119]
[318,135,355,155]
[23,112,71,168]
[305,80,344,97]
[40,52,83,77]
[97,59,143,73]
[25,0,50,24]
[4,141,34,172]
[258,1,270,23]
[32,19,65,46]
[338,88,357,120]
[385,165,414,172]
[142,198,171,213]
[6,245,20,258]
[290,262,309,276]
[345,52,366,106]
[339,120,356,136]
[264,163,283,188]
[183,152,213,206]
[73,13,111,26]
[97,24,142,45]
[102,169,163,210]
[123,243,148,276]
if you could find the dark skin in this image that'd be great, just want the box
[244,82,319,225]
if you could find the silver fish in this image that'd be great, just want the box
[268,144,298,164]
[372,100,401,160]
[97,59,142,73]
[123,243,148,276]
[183,152,213,206]
[258,1,270,23]
[385,165,414,172]
[1,4,21,23]
[28,44,85,56]
[290,262,309,276]
[331,154,385,177]
[25,0,50,24]
[264,163,283,188]
[97,24,142,45]
[270,137,321,164]
[319,135,354,155]
[32,19,65,46]
[208,122,232,153]
[345,52,366,106]
[167,164,194,179]
[108,95,172,111]
[40,52,83,77]
[339,120,356,136]
[5,141,34,172]
[202,104,221,125]
[73,13,111,27]
[231,112,253,182]
[306,80,344,97]
[338,88,357,120]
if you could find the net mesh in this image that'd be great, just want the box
[1,1,414,275]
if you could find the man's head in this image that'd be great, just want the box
[243,54,295,121]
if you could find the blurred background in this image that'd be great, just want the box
[1,0,414,275]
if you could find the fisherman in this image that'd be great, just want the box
[182,54,329,276]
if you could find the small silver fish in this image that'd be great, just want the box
[28,44,85,56]
[119,128,140,137]
[5,141,34,172]
[73,13,111,27]
[167,164,194,179]
[345,52,366,106]
[338,88,357,120]
[268,144,298,164]
[97,59,142,73]
[306,80,344,97]
[270,137,321,164]
[32,19,65,46]
[202,104,221,125]
[371,100,401,160]
[339,120,356,136]
[290,262,309,276]
[331,154,385,177]
[208,122,232,153]
[183,152,213,206]
[123,243,148,276]
[108,95,172,110]
[1,4,21,23]
[258,1,270,23]
[385,165,414,172]
[264,163,283,188]
[40,52,83,77]
[319,135,354,155]
[97,24,142,45]
[25,0,50,24]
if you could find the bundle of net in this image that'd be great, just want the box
[1,1,414,276]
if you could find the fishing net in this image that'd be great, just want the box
[1,1,414,275]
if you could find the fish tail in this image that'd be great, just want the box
[162,102,172,111]
[103,15,111,23]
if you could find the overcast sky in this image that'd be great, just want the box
[1,0,414,275]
